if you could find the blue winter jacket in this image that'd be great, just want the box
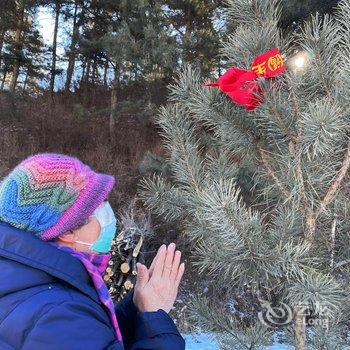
[0,222,185,350]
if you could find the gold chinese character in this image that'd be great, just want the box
[252,61,267,76]
[267,54,284,71]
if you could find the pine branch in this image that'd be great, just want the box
[330,214,337,269]
[264,89,296,142]
[155,104,205,191]
[294,150,316,239]
[315,141,350,219]
[333,259,350,270]
[286,270,346,320]
[138,174,188,222]
[286,75,301,137]
[189,295,272,350]
[257,145,289,198]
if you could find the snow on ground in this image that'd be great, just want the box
[183,333,219,350]
[183,333,293,350]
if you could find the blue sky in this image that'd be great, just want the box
[36,6,69,89]
[37,6,66,57]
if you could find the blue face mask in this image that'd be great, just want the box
[75,201,117,254]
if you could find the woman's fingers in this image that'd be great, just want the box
[175,262,185,288]
[135,263,149,289]
[148,243,184,284]
[170,250,181,281]
[162,242,176,278]
[148,250,158,277]
[151,244,167,279]
[149,243,165,276]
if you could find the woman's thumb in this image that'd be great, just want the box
[136,263,149,289]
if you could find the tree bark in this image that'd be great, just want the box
[0,29,5,69]
[91,56,98,85]
[294,306,306,350]
[9,0,25,92]
[83,58,91,84]
[22,69,28,93]
[109,78,118,147]
[49,0,61,94]
[1,69,7,90]
[64,0,80,92]
[80,57,87,86]
[103,59,108,85]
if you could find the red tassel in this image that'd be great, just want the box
[204,48,285,111]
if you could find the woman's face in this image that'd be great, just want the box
[57,210,102,253]
[72,217,101,252]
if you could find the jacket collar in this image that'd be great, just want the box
[0,221,100,303]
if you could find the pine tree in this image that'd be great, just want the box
[63,0,85,92]
[102,0,179,85]
[20,20,47,94]
[0,0,46,93]
[101,0,179,145]
[77,0,112,88]
[49,0,65,94]
[139,0,350,348]
[163,0,225,78]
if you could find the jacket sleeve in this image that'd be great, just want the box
[21,301,121,350]
[114,289,138,344]
[115,289,185,350]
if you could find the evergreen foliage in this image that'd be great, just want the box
[139,0,350,347]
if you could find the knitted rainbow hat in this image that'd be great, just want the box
[0,153,115,241]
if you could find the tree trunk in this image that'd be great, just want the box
[183,6,194,64]
[103,59,108,85]
[0,29,6,69]
[80,57,87,86]
[1,68,7,90]
[109,79,118,147]
[91,56,98,85]
[84,58,91,84]
[65,0,82,92]
[22,69,28,93]
[81,58,91,105]
[294,306,306,350]
[9,1,25,92]
[49,1,61,94]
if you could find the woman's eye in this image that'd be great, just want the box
[78,218,90,228]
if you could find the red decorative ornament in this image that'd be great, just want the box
[203,48,285,111]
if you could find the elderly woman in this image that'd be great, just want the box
[0,153,185,350]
